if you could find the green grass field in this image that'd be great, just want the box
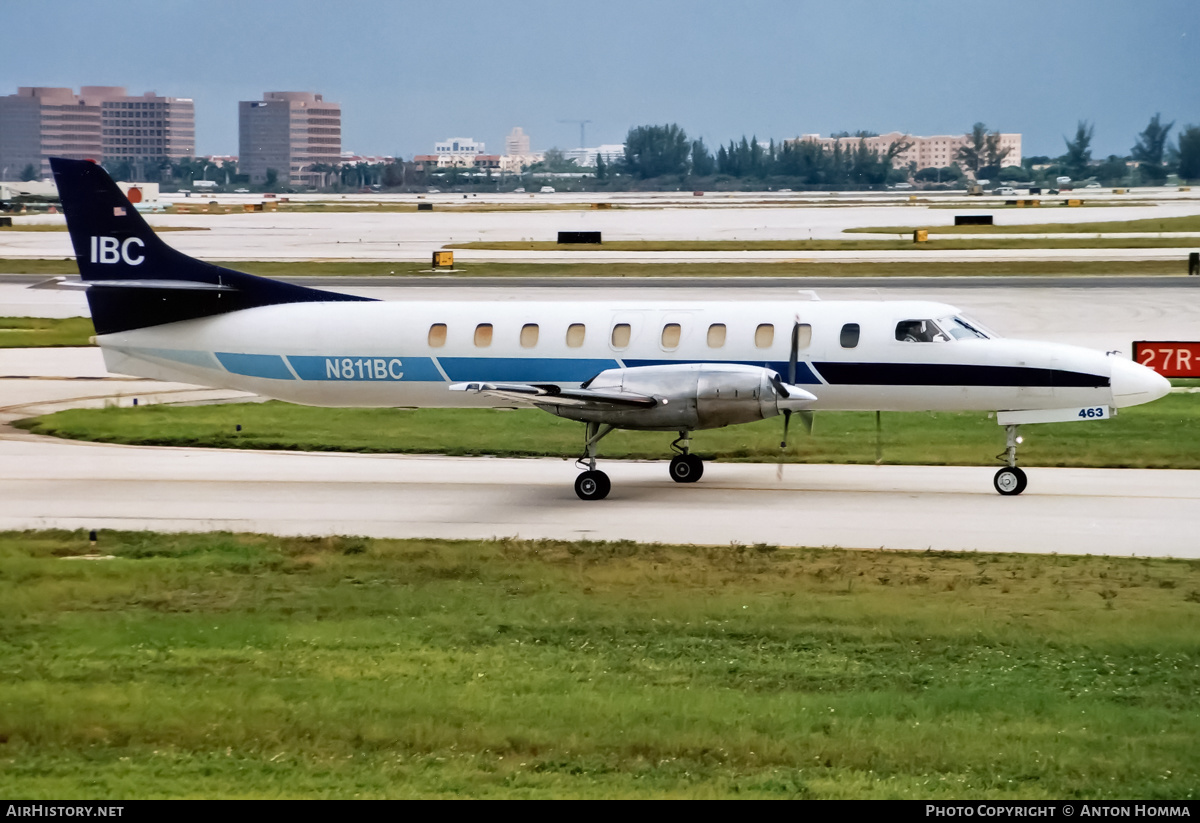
[1,530,1197,799]
[0,317,94,348]
[17,391,1200,469]
[848,215,1200,236]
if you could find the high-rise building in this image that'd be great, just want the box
[0,86,194,181]
[88,86,195,172]
[0,87,100,180]
[238,92,341,186]
[505,127,530,156]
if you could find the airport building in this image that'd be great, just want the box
[792,131,1022,172]
[239,92,342,186]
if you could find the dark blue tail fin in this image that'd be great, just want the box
[50,157,373,335]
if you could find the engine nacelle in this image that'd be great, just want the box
[542,363,816,431]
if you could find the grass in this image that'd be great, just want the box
[849,215,1200,236]
[447,237,1200,251]
[1,258,1190,278]
[0,316,94,348]
[0,529,1197,799]
[17,390,1200,469]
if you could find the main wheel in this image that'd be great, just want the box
[575,470,610,501]
[993,466,1027,496]
[669,454,704,483]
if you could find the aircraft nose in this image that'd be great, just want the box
[1110,357,1171,408]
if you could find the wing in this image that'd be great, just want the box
[449,381,658,410]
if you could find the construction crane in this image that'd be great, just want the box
[558,119,592,148]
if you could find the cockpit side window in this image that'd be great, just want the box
[896,319,948,343]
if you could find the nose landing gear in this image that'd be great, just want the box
[993,424,1028,496]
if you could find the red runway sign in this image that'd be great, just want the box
[1133,342,1200,377]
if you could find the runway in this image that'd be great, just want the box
[2,432,1197,557]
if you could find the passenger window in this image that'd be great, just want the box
[840,323,860,348]
[661,323,681,348]
[428,323,447,347]
[707,323,726,348]
[755,323,774,348]
[474,323,493,347]
[566,323,586,348]
[611,323,631,348]
[520,324,539,348]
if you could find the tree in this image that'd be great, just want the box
[382,162,405,188]
[955,122,1011,179]
[1131,113,1174,183]
[623,124,690,179]
[1061,121,1094,180]
[595,152,607,180]
[265,168,279,188]
[1178,125,1200,182]
[19,164,38,182]
[691,138,714,176]
[1094,155,1131,186]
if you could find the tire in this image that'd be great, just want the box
[993,466,1027,496]
[575,470,610,501]
[669,454,704,484]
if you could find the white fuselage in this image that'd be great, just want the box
[96,298,1161,418]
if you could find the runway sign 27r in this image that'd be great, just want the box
[1134,342,1200,377]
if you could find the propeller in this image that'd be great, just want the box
[777,319,816,479]
[780,320,799,449]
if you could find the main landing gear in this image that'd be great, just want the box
[574,426,706,500]
[993,423,1028,496]
[669,431,703,483]
[575,421,615,500]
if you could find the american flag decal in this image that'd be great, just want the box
[113,207,126,216]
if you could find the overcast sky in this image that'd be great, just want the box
[2,0,1196,161]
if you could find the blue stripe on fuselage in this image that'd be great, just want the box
[215,352,295,380]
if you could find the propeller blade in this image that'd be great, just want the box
[798,410,815,434]
[788,319,800,386]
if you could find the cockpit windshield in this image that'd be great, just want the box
[896,316,993,342]
[936,315,992,340]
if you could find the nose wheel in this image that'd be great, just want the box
[994,423,1028,496]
